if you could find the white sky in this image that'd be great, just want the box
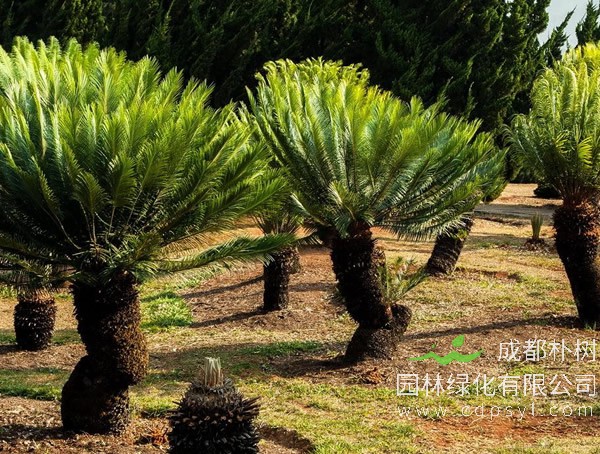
[544,0,589,46]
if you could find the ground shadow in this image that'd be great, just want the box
[260,425,315,453]
[183,275,263,299]
[288,282,336,293]
[147,338,347,383]
[190,309,264,328]
[0,344,17,356]
[0,329,80,356]
[474,202,557,220]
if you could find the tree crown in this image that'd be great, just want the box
[508,43,600,204]
[250,59,503,240]
[0,37,288,286]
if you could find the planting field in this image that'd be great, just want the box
[0,185,599,454]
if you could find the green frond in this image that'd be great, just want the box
[157,233,295,273]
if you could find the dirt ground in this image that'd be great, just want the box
[0,184,599,453]
[475,183,560,220]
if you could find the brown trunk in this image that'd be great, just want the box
[425,216,474,276]
[554,202,600,329]
[263,247,295,311]
[61,271,148,434]
[330,224,411,362]
[14,291,56,351]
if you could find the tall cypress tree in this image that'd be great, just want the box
[155,0,301,105]
[104,0,166,61]
[577,1,600,46]
[0,0,106,47]
[348,0,551,133]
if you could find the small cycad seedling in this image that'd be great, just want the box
[168,357,260,454]
[380,256,425,304]
[525,212,546,250]
[531,213,544,241]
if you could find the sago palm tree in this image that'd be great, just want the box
[13,287,56,350]
[0,38,289,433]
[249,59,503,361]
[508,43,600,329]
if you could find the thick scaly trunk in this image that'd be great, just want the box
[14,290,56,351]
[263,247,296,311]
[330,224,411,362]
[554,202,600,329]
[61,271,148,434]
[425,217,474,276]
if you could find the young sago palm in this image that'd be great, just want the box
[169,357,260,453]
[508,43,600,329]
[1,264,66,351]
[250,59,503,361]
[0,38,289,433]
[254,168,303,311]
[13,288,56,350]
[0,41,65,352]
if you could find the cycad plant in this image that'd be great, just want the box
[529,212,545,244]
[254,169,303,311]
[250,59,503,361]
[168,357,260,453]
[0,262,63,351]
[508,43,600,328]
[14,288,56,350]
[0,41,66,353]
[7,263,69,351]
[0,38,288,433]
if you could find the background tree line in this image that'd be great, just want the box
[0,0,581,131]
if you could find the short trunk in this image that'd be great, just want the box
[263,247,295,311]
[425,217,474,276]
[61,271,148,434]
[345,304,412,362]
[14,292,56,351]
[330,227,411,361]
[554,202,600,329]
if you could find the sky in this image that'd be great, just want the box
[544,0,589,46]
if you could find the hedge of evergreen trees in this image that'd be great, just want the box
[0,0,587,130]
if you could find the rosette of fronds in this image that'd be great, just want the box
[0,37,291,287]
[380,257,425,304]
[508,43,600,328]
[249,58,504,242]
[169,357,260,454]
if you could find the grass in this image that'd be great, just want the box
[237,340,323,357]
[0,368,66,401]
[141,291,193,330]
